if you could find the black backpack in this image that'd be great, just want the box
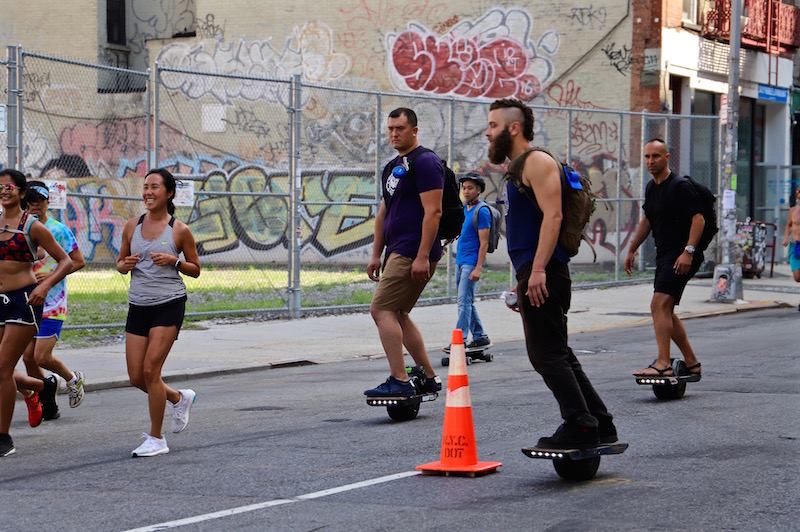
[471,200,502,253]
[655,175,718,253]
[405,148,464,244]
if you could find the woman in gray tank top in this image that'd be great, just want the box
[116,168,201,458]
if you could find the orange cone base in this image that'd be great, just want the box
[416,460,502,477]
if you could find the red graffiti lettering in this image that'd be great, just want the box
[391,30,541,100]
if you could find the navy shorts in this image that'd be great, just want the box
[125,296,187,337]
[654,252,704,305]
[0,284,43,331]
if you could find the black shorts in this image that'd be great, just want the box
[125,296,187,337]
[0,284,43,331]
[654,252,704,305]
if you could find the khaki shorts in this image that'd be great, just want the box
[371,253,437,313]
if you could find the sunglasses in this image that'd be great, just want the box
[0,183,17,192]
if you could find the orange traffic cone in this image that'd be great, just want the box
[416,329,502,477]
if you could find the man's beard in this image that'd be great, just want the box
[488,127,513,164]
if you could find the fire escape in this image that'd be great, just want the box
[704,0,800,86]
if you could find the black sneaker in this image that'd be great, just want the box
[598,419,618,444]
[537,422,600,450]
[0,433,15,457]
[467,337,491,349]
[364,376,416,397]
[423,375,442,393]
[41,376,60,421]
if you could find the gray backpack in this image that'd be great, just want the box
[471,200,502,253]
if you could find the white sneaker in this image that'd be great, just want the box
[171,389,196,433]
[131,433,169,457]
[67,371,85,408]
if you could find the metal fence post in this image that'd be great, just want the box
[289,74,302,318]
[6,45,17,169]
[154,61,160,167]
[447,98,455,298]
[286,80,294,302]
[17,45,23,170]
[615,112,623,281]
[375,94,382,209]
[638,110,648,272]
[567,108,573,163]
[146,67,152,170]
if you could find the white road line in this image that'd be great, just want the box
[124,470,422,531]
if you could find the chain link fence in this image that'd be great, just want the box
[3,47,722,329]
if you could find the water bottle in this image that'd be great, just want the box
[500,290,518,309]
[392,166,406,178]
[566,169,583,190]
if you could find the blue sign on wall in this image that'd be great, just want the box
[757,84,789,104]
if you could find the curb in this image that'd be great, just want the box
[68,301,791,394]
[572,300,790,334]
[81,359,316,393]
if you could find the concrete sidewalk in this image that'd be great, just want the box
[39,263,800,392]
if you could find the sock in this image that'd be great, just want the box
[67,374,78,385]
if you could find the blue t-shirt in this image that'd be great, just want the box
[382,146,444,262]
[504,179,569,271]
[456,202,491,266]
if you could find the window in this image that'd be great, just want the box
[683,0,710,25]
[107,0,126,45]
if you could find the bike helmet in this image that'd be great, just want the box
[459,172,486,193]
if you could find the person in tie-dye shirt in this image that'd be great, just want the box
[19,181,86,420]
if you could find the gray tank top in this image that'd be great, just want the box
[128,214,186,306]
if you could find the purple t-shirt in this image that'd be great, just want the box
[382,146,444,262]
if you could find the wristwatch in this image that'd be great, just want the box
[175,259,182,270]
[684,245,695,255]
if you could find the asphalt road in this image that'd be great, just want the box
[2,308,798,531]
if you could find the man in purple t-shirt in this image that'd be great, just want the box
[365,107,444,397]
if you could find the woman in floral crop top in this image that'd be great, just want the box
[0,169,72,458]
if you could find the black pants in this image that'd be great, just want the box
[516,260,613,428]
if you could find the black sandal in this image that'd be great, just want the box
[686,362,702,376]
[633,364,674,377]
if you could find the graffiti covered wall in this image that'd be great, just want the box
[3,0,641,265]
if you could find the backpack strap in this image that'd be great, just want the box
[22,213,39,261]
[471,200,489,231]
[506,147,565,212]
[382,148,435,207]
[405,147,436,182]
[137,213,146,225]
[506,147,598,262]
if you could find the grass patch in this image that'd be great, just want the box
[61,262,650,343]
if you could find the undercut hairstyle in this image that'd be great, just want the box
[489,98,534,141]
[388,107,417,128]
[647,138,669,152]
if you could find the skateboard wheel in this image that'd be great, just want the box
[441,357,450,367]
[552,456,601,481]
[484,353,493,362]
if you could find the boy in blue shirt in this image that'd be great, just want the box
[446,172,491,351]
